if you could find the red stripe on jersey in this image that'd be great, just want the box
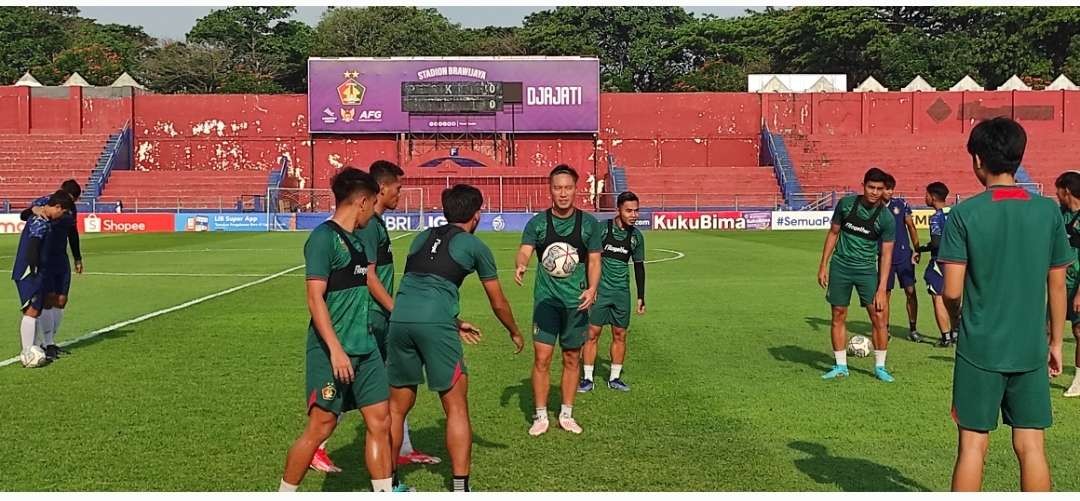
[450,360,464,388]
[991,187,1030,201]
[308,390,318,409]
[950,405,959,424]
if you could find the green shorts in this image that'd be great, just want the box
[826,261,878,308]
[386,321,468,393]
[306,348,389,415]
[589,295,631,329]
[952,355,1051,431]
[533,300,589,350]
[370,310,390,361]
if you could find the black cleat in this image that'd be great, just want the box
[44,345,60,361]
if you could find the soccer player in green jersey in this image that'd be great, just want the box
[580,191,645,393]
[279,168,395,493]
[941,118,1072,492]
[386,184,524,492]
[817,167,897,382]
[515,164,602,436]
[1055,171,1080,397]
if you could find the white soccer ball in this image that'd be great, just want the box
[20,346,47,368]
[541,242,580,278]
[847,335,874,358]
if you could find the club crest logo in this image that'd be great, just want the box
[338,70,366,106]
[321,382,337,401]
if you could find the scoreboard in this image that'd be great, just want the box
[401,81,505,114]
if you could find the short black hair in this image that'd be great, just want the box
[1056,171,1080,198]
[369,160,404,186]
[617,191,639,207]
[442,184,484,223]
[549,164,579,183]
[883,173,897,190]
[60,179,81,200]
[331,167,379,204]
[967,117,1027,175]
[46,190,75,213]
[926,181,950,202]
[863,167,889,185]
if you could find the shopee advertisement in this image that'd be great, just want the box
[0,214,26,234]
[79,213,176,234]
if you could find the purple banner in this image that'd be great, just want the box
[307,57,600,134]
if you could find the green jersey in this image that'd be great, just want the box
[304,221,376,356]
[355,213,394,315]
[829,195,896,271]
[1063,208,1080,290]
[391,225,499,324]
[597,219,645,300]
[939,186,1073,372]
[522,209,603,308]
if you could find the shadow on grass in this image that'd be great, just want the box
[789,441,930,492]
[768,345,873,378]
[804,317,928,344]
[498,377,565,425]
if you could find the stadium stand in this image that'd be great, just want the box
[0,133,109,209]
[97,170,269,211]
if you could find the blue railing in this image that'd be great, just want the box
[262,155,290,214]
[761,125,805,209]
[85,120,131,206]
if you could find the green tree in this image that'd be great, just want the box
[0,7,70,84]
[459,26,527,56]
[138,42,234,94]
[312,7,463,57]
[33,43,125,85]
[187,7,312,92]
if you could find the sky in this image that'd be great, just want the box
[76,6,760,41]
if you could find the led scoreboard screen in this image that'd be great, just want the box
[401,81,504,114]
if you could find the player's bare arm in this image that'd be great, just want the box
[514,244,535,286]
[875,241,895,311]
[306,278,354,384]
[481,277,524,353]
[366,263,394,312]
[1048,266,1067,377]
[941,262,966,330]
[818,224,841,288]
[578,251,601,311]
[906,215,921,264]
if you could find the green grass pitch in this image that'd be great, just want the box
[1,229,1079,491]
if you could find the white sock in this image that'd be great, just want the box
[583,365,594,381]
[560,404,572,418]
[833,350,847,367]
[400,416,414,455]
[610,364,623,381]
[874,350,887,368]
[278,479,298,492]
[48,308,63,344]
[371,478,392,492]
[20,315,37,352]
[535,407,548,421]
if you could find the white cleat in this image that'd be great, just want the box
[528,417,549,437]
[1064,379,1080,398]
[558,415,583,434]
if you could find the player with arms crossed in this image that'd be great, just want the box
[915,181,956,347]
[882,174,923,341]
[516,164,602,436]
[1055,171,1080,397]
[12,192,74,367]
[941,118,1071,492]
[817,167,897,382]
[279,168,395,492]
[580,191,646,392]
[309,160,441,473]
[20,180,83,360]
[386,184,524,492]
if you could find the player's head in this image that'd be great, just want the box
[862,167,888,204]
[616,191,640,227]
[60,179,82,202]
[548,164,578,211]
[967,117,1026,185]
[331,167,380,229]
[369,160,405,211]
[925,181,950,207]
[1055,171,1080,207]
[882,173,897,201]
[42,190,75,220]
[442,184,484,233]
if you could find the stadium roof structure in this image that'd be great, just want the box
[854,76,887,92]
[901,75,935,92]
[950,75,984,91]
[110,72,145,89]
[997,75,1031,91]
[807,76,837,92]
[759,76,792,93]
[1047,74,1079,91]
[13,71,41,87]
[62,72,90,87]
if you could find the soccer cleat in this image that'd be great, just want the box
[309,448,342,473]
[1065,379,1080,398]
[392,483,416,492]
[937,337,953,348]
[875,366,895,383]
[908,331,923,343]
[577,379,594,393]
[397,450,441,465]
[607,378,630,392]
[558,415,583,434]
[44,345,60,361]
[821,365,849,380]
[528,417,549,437]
